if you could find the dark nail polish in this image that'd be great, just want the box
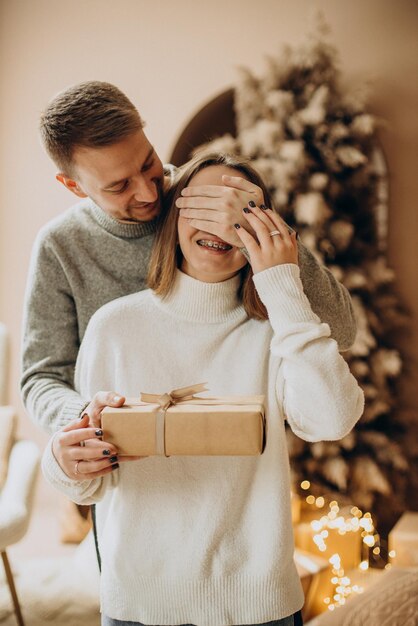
[109,456,118,463]
[243,207,251,214]
[102,449,111,456]
[95,429,103,437]
[234,223,241,229]
[111,463,120,470]
[248,200,256,208]
[260,204,268,210]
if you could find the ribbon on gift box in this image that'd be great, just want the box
[139,383,265,456]
[141,383,209,456]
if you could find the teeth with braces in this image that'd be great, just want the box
[197,240,231,251]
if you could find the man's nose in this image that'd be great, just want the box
[132,175,158,203]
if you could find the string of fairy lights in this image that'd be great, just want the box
[298,480,395,611]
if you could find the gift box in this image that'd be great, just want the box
[389,511,418,566]
[294,519,362,571]
[101,384,265,457]
[294,548,332,620]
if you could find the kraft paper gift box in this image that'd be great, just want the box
[101,384,265,457]
[389,511,418,566]
[294,520,362,571]
[294,548,332,619]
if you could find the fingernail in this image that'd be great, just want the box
[95,429,103,437]
[111,463,120,471]
[248,200,256,208]
[102,449,111,456]
[113,395,123,403]
[234,223,241,229]
[243,207,251,214]
[109,456,118,463]
[79,413,88,420]
[260,204,268,210]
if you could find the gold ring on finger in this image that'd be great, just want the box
[80,440,86,447]
[269,230,282,237]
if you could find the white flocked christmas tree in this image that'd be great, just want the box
[194,19,415,533]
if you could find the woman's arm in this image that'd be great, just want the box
[235,204,364,441]
[254,264,364,441]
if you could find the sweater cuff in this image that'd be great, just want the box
[253,264,321,325]
[58,398,90,431]
[41,435,81,488]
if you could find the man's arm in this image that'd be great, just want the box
[293,242,355,351]
[176,175,356,350]
[21,233,88,434]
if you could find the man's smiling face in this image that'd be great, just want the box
[66,129,164,222]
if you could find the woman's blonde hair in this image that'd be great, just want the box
[148,153,273,321]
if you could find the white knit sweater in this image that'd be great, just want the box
[42,264,364,625]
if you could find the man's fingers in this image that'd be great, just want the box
[222,175,262,197]
[176,196,220,210]
[181,217,225,237]
[179,184,226,198]
[179,208,224,224]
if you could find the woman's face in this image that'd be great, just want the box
[177,165,248,283]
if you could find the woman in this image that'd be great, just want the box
[42,153,364,626]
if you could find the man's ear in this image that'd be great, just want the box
[56,173,88,198]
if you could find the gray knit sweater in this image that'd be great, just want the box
[21,198,356,433]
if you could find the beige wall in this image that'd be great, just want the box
[0,0,417,444]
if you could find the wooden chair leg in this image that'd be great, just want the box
[1,550,25,626]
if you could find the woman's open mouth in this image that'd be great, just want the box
[197,239,233,252]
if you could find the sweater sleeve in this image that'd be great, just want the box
[20,232,88,434]
[41,436,117,505]
[297,241,356,351]
[253,264,364,442]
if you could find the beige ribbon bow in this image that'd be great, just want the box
[140,383,209,456]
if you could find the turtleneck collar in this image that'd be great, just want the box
[152,270,247,324]
[88,200,158,239]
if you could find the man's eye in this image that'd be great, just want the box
[112,181,129,194]
[142,159,154,172]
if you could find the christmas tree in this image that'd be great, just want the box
[194,21,414,532]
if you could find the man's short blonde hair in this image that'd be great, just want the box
[40,81,144,175]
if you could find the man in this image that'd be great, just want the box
[21,80,356,436]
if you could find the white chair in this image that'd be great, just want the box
[0,324,41,624]
[0,416,40,626]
